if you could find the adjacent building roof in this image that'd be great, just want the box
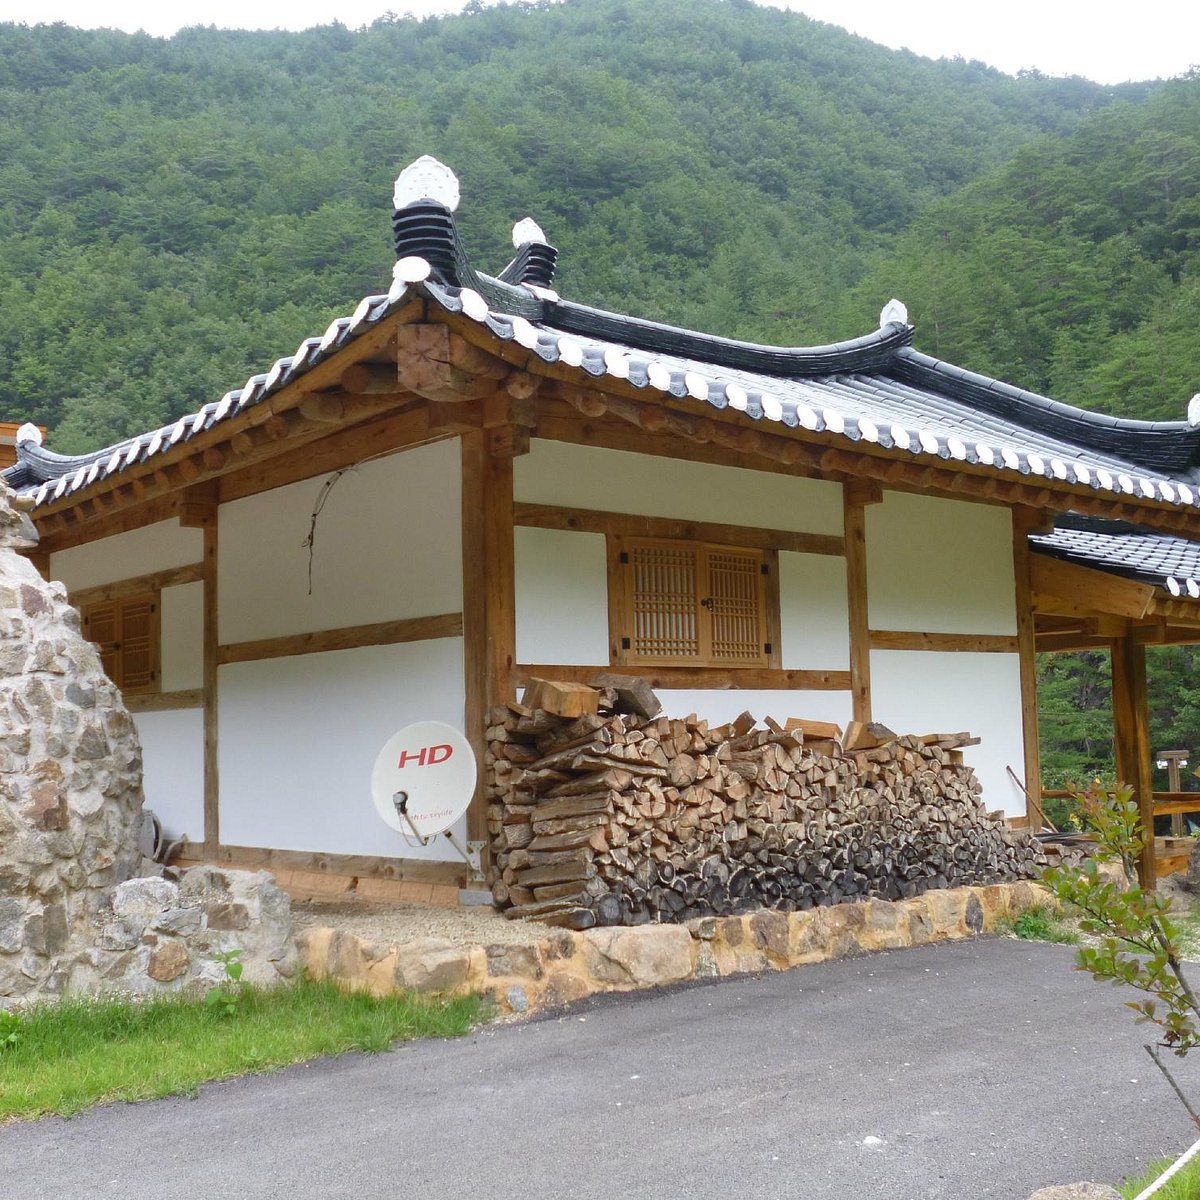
[1033,515,1200,598]
[7,155,1200,525]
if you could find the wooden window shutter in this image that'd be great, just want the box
[627,540,701,661]
[83,601,120,683]
[81,593,159,695]
[706,548,767,664]
[117,596,158,693]
[617,538,768,668]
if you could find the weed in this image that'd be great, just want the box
[205,949,247,1019]
[1002,904,1079,945]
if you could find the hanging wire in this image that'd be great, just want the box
[301,447,395,595]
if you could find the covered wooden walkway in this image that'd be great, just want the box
[1031,541,1200,887]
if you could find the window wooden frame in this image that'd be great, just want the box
[609,534,780,670]
[81,591,161,695]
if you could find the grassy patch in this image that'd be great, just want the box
[1122,1151,1200,1199]
[997,903,1080,945]
[1168,903,1200,962]
[0,980,481,1123]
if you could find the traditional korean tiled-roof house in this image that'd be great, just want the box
[7,156,1200,893]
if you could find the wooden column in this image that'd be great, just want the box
[1112,634,1156,888]
[843,482,878,725]
[1012,510,1045,828]
[202,519,220,853]
[461,429,516,864]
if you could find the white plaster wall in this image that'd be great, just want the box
[218,637,466,860]
[50,521,202,592]
[161,581,203,692]
[219,439,462,644]
[515,527,610,665]
[135,709,205,843]
[866,493,1016,635]
[657,689,852,729]
[516,441,844,535]
[779,551,849,671]
[870,649,1026,816]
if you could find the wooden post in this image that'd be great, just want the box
[843,482,878,725]
[1112,634,1156,888]
[461,428,516,870]
[1012,509,1045,828]
[202,519,220,854]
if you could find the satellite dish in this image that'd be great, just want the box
[371,721,476,845]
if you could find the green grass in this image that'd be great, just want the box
[1122,1152,1200,1199]
[998,903,1080,945]
[0,980,481,1123]
[1169,905,1200,962]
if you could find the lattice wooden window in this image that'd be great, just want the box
[81,593,160,695]
[613,537,771,668]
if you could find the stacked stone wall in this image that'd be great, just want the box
[0,485,296,1005]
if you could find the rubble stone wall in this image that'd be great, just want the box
[0,485,296,1005]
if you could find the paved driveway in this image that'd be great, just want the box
[5,938,1199,1200]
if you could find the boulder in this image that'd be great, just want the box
[581,924,693,987]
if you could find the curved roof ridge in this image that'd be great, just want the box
[892,346,1200,479]
[543,300,914,378]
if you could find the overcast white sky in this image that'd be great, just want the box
[0,0,1196,84]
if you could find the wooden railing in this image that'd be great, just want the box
[1041,789,1200,876]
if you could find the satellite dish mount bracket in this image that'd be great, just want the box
[392,790,484,876]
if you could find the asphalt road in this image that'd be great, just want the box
[6,938,1199,1200]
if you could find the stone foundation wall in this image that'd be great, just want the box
[297,883,1051,1012]
[299,879,1050,1017]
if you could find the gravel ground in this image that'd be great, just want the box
[290,898,549,947]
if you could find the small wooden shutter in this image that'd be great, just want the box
[628,540,700,660]
[118,596,158,693]
[83,601,120,682]
[706,548,767,664]
[82,593,159,694]
[618,538,768,667]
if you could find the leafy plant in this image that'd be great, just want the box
[1003,903,1079,945]
[205,949,247,1019]
[0,1008,22,1052]
[1043,780,1200,1128]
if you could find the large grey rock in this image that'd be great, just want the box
[112,877,180,923]
[394,938,472,993]
[582,925,694,987]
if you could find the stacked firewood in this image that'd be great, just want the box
[485,678,1047,930]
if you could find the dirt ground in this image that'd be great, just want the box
[290,897,549,948]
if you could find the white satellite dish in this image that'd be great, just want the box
[371,721,478,861]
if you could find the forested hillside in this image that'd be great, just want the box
[3,0,1198,800]
[831,76,1200,424]
[0,0,1139,451]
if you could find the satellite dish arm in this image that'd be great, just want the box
[393,791,483,875]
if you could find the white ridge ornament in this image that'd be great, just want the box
[512,217,547,248]
[392,155,460,213]
[879,298,908,328]
[15,422,41,446]
[1188,393,1200,427]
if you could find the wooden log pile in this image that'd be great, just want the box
[485,679,1048,931]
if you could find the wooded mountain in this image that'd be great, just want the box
[3,0,1197,799]
[0,0,1146,450]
